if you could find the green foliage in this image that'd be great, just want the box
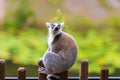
[0,29,47,65]
[4,0,35,30]
[49,9,65,23]
[48,0,60,5]
[68,15,95,33]
[106,15,120,29]
[99,0,112,9]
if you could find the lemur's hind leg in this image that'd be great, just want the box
[38,58,49,74]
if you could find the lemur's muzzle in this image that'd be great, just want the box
[54,27,59,31]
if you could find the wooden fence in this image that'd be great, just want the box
[0,59,119,80]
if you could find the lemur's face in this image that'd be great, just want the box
[46,22,64,34]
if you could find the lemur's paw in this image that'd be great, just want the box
[47,74,59,80]
[38,67,47,74]
[38,58,43,65]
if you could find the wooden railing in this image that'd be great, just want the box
[0,59,117,80]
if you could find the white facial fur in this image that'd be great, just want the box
[46,22,64,36]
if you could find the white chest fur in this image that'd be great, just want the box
[47,31,61,52]
[48,35,54,46]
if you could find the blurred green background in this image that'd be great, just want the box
[0,0,120,77]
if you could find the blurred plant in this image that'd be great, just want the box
[0,29,47,65]
[67,15,96,35]
[4,0,35,30]
[99,0,112,9]
[106,15,120,29]
[49,9,65,23]
[48,0,60,5]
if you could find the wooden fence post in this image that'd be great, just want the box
[38,61,47,80]
[60,71,68,80]
[17,67,26,80]
[80,60,88,80]
[100,67,109,80]
[0,59,5,80]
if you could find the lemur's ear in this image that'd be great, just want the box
[60,22,64,27]
[46,22,50,28]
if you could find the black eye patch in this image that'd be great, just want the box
[57,24,60,27]
[51,24,55,29]
[57,25,60,29]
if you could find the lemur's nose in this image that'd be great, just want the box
[54,27,59,31]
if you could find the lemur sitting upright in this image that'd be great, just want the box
[38,22,78,80]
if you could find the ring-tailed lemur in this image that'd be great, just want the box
[38,22,78,80]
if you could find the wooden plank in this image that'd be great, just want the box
[0,59,5,80]
[100,68,109,80]
[17,67,26,80]
[80,60,88,80]
[4,77,120,80]
[60,71,68,80]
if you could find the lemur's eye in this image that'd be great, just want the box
[58,24,60,27]
[51,24,55,29]
[57,25,60,29]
